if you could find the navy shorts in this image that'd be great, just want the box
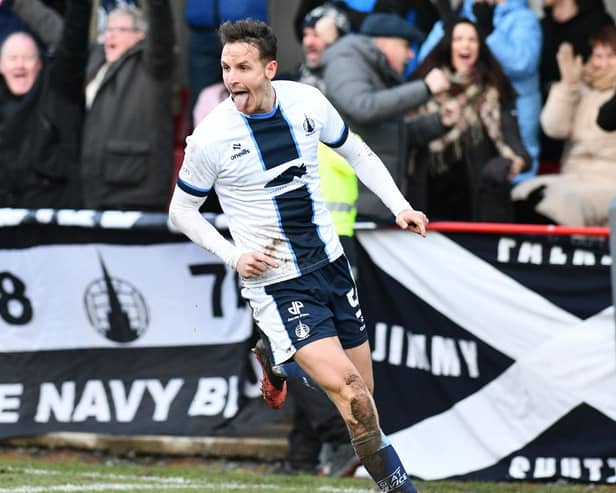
[243,255,367,365]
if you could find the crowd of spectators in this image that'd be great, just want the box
[0,0,614,225]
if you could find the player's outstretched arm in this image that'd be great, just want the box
[334,133,428,234]
[396,209,429,237]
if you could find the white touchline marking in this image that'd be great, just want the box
[13,468,191,485]
[2,468,376,493]
[0,483,376,493]
[0,485,202,492]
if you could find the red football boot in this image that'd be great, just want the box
[253,339,287,410]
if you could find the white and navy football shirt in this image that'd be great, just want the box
[177,81,349,287]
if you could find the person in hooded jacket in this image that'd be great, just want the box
[418,0,542,185]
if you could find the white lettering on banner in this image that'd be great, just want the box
[0,384,23,423]
[147,379,183,421]
[73,380,111,422]
[109,380,147,422]
[497,238,611,266]
[372,323,479,379]
[509,456,616,483]
[36,382,75,422]
[35,379,184,423]
[432,336,461,377]
[188,376,239,418]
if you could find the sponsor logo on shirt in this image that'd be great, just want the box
[231,148,250,160]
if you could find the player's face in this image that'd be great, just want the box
[451,22,480,75]
[221,42,278,115]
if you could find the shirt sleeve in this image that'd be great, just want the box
[176,134,217,198]
[169,134,241,270]
[317,90,349,148]
[333,132,413,218]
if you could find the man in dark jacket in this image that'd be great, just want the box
[0,0,90,208]
[81,1,175,211]
[322,12,449,220]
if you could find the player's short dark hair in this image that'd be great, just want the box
[219,18,277,62]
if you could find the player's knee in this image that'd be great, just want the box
[341,372,378,437]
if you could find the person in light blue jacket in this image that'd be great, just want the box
[418,0,541,183]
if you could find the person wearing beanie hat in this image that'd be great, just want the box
[302,5,349,76]
[303,3,351,38]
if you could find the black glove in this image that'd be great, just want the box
[472,1,495,37]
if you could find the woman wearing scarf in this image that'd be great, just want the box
[405,18,530,222]
[512,25,616,226]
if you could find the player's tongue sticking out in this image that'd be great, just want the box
[233,92,249,113]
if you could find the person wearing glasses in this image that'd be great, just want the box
[10,0,176,211]
[81,1,176,211]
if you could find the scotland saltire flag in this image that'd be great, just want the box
[357,229,615,484]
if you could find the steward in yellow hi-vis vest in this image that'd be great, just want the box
[318,143,357,238]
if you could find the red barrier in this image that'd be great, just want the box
[427,221,610,238]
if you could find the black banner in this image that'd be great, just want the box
[0,216,288,438]
[357,229,616,484]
